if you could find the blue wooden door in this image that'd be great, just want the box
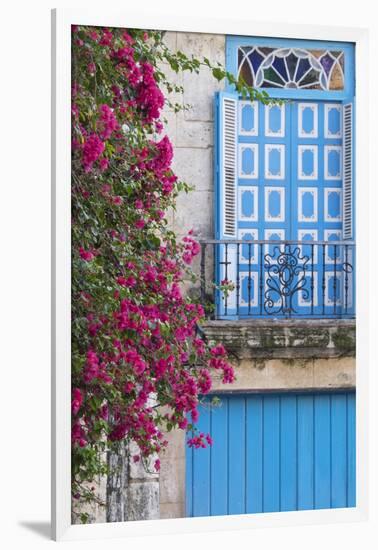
[291,101,344,315]
[186,391,356,516]
[216,93,354,318]
[237,100,292,316]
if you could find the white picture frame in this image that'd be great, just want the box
[52,7,370,541]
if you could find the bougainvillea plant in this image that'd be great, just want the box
[71,25,271,516]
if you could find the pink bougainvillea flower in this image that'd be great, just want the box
[205,434,213,446]
[210,343,226,357]
[182,234,201,264]
[135,218,145,229]
[87,62,96,74]
[82,134,105,172]
[72,388,83,416]
[79,247,95,261]
[98,104,119,140]
[117,275,136,288]
[112,195,123,205]
[178,417,188,430]
[99,158,109,172]
[99,29,113,46]
[72,420,87,447]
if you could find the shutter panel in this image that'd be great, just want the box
[216,92,238,238]
[342,102,353,240]
[215,92,239,318]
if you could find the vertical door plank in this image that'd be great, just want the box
[347,392,356,507]
[263,395,280,512]
[228,396,246,514]
[297,394,314,509]
[331,393,348,508]
[210,397,229,515]
[246,395,263,513]
[314,393,331,508]
[280,395,297,511]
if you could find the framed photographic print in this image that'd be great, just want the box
[52,7,370,541]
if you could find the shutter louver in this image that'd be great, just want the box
[342,103,353,240]
[221,95,237,238]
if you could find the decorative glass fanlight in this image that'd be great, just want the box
[238,46,344,90]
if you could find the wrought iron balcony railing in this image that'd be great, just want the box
[199,239,355,319]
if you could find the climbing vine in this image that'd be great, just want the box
[71,25,269,519]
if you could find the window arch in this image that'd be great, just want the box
[238,46,345,90]
[226,37,354,100]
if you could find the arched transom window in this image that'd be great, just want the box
[238,46,345,90]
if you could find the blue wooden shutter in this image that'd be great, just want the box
[216,91,238,239]
[342,102,353,240]
[215,91,239,317]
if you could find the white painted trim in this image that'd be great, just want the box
[238,143,259,179]
[325,271,342,306]
[238,228,259,264]
[264,144,285,179]
[265,103,285,137]
[298,272,318,307]
[324,187,342,221]
[238,186,259,221]
[52,8,369,541]
[239,100,259,136]
[264,186,285,221]
[298,145,319,180]
[51,9,72,541]
[222,94,238,237]
[324,103,342,138]
[264,229,286,258]
[324,229,343,263]
[239,272,258,307]
[298,187,318,222]
[297,229,319,264]
[298,102,319,137]
[324,145,343,180]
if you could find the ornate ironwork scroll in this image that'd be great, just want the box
[264,244,310,316]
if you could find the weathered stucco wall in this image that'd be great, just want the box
[161,30,225,250]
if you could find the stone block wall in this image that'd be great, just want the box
[160,31,225,268]
[107,440,160,523]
